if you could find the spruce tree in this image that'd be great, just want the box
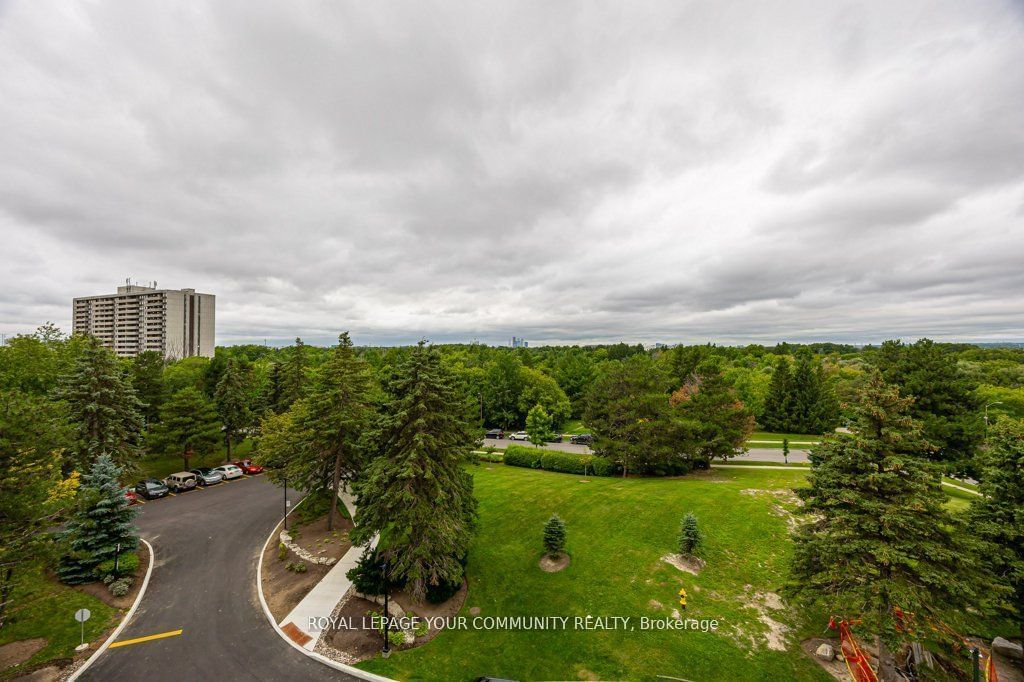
[788,373,1000,680]
[874,339,982,477]
[760,356,792,432]
[57,336,144,472]
[543,514,567,557]
[677,512,702,556]
[351,341,477,602]
[672,359,754,465]
[215,358,252,460]
[130,350,165,425]
[279,337,308,410]
[148,387,222,469]
[970,416,1024,640]
[58,454,138,585]
[299,332,373,531]
[526,403,553,447]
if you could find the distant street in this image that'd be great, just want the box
[483,437,811,463]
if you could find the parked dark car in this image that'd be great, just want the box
[135,478,169,500]
[191,467,224,486]
[569,433,594,445]
[484,429,505,439]
[548,433,563,443]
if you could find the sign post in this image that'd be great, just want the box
[74,608,91,652]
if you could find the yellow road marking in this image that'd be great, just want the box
[109,629,183,649]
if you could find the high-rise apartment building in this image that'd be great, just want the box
[72,282,215,359]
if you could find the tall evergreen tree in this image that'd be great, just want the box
[788,373,1000,680]
[215,358,252,461]
[279,337,308,410]
[874,339,982,476]
[584,354,680,476]
[300,332,373,530]
[759,356,792,432]
[970,416,1024,640]
[351,342,477,602]
[148,387,221,469]
[788,351,840,434]
[56,336,144,472]
[57,454,138,585]
[130,351,165,425]
[262,361,285,415]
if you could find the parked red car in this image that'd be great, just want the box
[124,488,139,505]
[233,459,264,475]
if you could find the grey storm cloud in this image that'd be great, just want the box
[1,0,1023,347]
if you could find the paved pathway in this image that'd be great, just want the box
[279,488,378,649]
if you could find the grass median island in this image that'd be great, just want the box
[359,464,832,681]
[0,565,117,679]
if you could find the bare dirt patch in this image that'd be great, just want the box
[12,664,61,681]
[539,552,570,573]
[261,521,332,622]
[801,638,852,681]
[323,596,386,664]
[393,582,467,645]
[740,590,790,652]
[661,553,705,575]
[0,639,47,671]
[288,509,353,563]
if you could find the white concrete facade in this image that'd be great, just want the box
[73,283,215,359]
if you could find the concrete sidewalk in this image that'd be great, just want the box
[278,486,378,650]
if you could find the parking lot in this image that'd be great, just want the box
[81,474,356,681]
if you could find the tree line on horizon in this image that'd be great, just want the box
[2,323,1022,653]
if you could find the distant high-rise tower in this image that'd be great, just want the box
[73,282,215,359]
[511,336,528,348]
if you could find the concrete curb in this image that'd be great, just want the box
[67,538,155,682]
[255,495,395,682]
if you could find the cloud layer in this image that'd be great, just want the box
[1,1,1023,346]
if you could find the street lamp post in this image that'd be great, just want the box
[380,561,391,658]
[283,476,289,531]
[984,401,1003,446]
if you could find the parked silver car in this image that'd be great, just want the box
[190,467,224,486]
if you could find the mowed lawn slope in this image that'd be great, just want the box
[361,465,831,681]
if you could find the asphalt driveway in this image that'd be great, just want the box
[80,475,357,681]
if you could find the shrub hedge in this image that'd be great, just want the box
[504,445,617,477]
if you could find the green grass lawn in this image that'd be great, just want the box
[360,465,832,681]
[0,566,117,679]
[136,439,255,480]
[559,419,588,435]
[746,431,822,449]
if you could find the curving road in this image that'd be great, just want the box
[80,475,357,682]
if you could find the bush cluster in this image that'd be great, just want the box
[476,451,504,463]
[504,445,617,477]
[108,576,134,597]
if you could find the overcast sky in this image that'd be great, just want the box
[2,1,1023,347]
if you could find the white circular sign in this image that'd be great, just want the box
[75,608,91,623]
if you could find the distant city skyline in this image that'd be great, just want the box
[1,2,1023,346]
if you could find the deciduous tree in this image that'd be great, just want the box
[526,403,553,447]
